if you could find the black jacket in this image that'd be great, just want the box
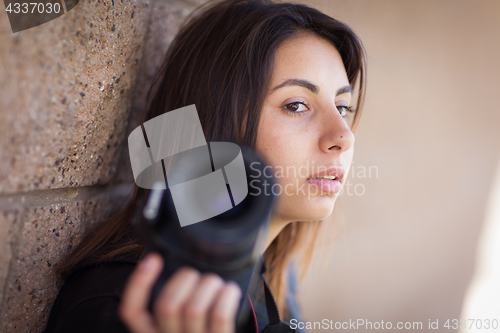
[43,251,304,333]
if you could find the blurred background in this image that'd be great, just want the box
[0,0,499,332]
[294,0,500,332]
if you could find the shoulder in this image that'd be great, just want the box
[43,257,137,333]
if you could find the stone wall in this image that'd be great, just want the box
[0,0,207,331]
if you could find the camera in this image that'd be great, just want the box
[132,143,275,332]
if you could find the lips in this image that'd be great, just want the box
[308,165,345,182]
[306,165,345,194]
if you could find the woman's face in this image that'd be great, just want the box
[255,31,356,223]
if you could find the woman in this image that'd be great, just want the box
[43,0,366,332]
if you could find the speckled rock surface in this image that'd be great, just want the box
[0,0,205,193]
[0,0,208,331]
[113,0,203,184]
[0,0,150,194]
[1,194,127,332]
[0,209,22,317]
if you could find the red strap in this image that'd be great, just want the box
[247,293,259,333]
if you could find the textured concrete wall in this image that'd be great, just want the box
[0,0,207,331]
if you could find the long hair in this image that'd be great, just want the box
[56,0,367,319]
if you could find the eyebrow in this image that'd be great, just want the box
[270,79,352,96]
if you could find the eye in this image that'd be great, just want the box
[283,101,309,116]
[337,105,355,118]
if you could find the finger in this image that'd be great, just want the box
[183,273,225,333]
[209,281,242,333]
[153,266,201,333]
[119,252,163,333]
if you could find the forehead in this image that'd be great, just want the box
[270,32,349,88]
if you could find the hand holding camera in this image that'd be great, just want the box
[120,252,243,333]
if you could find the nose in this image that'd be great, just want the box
[318,104,355,154]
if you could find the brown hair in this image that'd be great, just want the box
[56,0,367,319]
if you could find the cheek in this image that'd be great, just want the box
[255,113,300,174]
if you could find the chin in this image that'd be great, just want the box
[307,208,334,221]
[278,198,336,222]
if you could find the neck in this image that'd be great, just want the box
[260,213,290,255]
